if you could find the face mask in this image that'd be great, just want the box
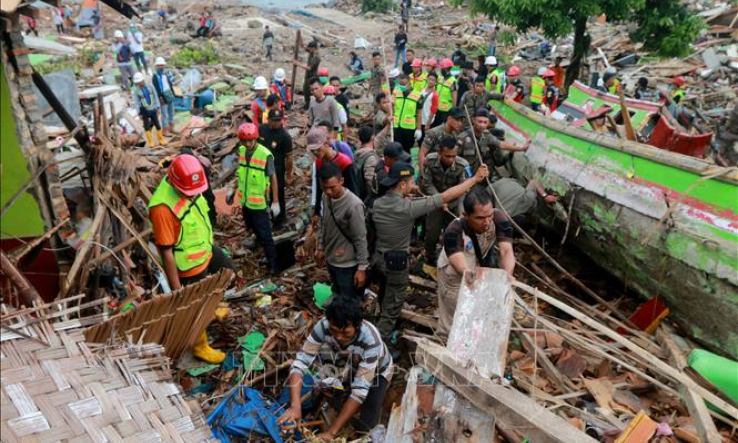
[397,85,407,92]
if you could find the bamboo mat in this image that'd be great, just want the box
[0,328,215,442]
[84,270,233,361]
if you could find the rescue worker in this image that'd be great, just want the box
[458,76,503,129]
[149,154,233,363]
[316,163,370,299]
[409,58,427,92]
[369,52,386,98]
[424,58,438,77]
[354,126,380,202]
[292,40,320,109]
[491,177,559,226]
[551,57,565,90]
[541,69,559,113]
[258,109,293,230]
[457,108,529,175]
[603,70,621,95]
[505,66,525,103]
[418,107,464,175]
[392,74,423,153]
[370,142,411,205]
[270,68,292,109]
[228,123,280,275]
[421,136,471,267]
[133,72,167,147]
[318,66,330,85]
[372,162,489,347]
[671,76,686,104]
[112,30,134,91]
[279,296,393,438]
[324,85,349,141]
[419,73,439,145]
[434,58,458,126]
[251,76,270,124]
[529,67,546,112]
[634,77,654,101]
[152,57,177,136]
[484,56,506,94]
[436,188,515,340]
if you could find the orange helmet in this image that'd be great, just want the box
[542,69,556,78]
[168,154,208,196]
[237,122,259,140]
[672,76,685,87]
[507,66,521,76]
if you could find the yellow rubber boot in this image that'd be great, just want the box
[193,331,226,364]
[144,130,154,147]
[157,128,168,146]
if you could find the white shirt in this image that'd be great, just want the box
[127,31,144,53]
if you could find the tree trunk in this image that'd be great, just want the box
[564,16,590,94]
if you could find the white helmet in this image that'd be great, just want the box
[133,72,145,83]
[605,66,617,75]
[114,30,124,38]
[388,68,401,78]
[274,68,286,82]
[253,76,268,90]
[537,67,548,76]
[154,57,166,66]
[485,56,497,66]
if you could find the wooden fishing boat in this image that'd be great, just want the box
[556,81,713,158]
[489,98,738,360]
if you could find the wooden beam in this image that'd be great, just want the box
[512,281,738,421]
[412,338,599,443]
[0,251,44,308]
[400,309,437,329]
[656,327,722,443]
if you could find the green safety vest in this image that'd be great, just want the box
[393,88,421,130]
[238,144,273,210]
[486,68,506,94]
[149,178,213,272]
[530,76,545,105]
[436,75,457,112]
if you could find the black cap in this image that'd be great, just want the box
[383,142,411,162]
[380,161,415,187]
[268,108,284,121]
[448,107,464,120]
[474,107,490,119]
[307,40,318,48]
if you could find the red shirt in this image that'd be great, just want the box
[316,152,352,172]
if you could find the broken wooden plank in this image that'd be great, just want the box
[613,410,657,443]
[656,327,722,443]
[400,309,436,329]
[447,268,514,378]
[512,281,738,421]
[412,338,599,443]
[409,274,437,292]
[385,366,421,443]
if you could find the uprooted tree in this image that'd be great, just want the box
[457,0,704,91]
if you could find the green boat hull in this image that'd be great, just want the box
[490,100,738,359]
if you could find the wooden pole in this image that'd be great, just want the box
[618,87,637,142]
[290,30,302,103]
[109,101,121,147]
[1,251,44,307]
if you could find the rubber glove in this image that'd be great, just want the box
[270,202,281,218]
[414,129,422,140]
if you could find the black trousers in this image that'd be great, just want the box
[242,206,277,271]
[142,111,161,131]
[328,264,359,298]
[274,167,287,227]
[180,246,234,286]
[325,375,389,432]
[394,127,415,153]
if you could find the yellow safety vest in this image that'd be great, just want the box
[393,88,421,130]
[608,79,621,95]
[671,88,685,103]
[530,76,545,105]
[436,75,457,112]
[410,72,427,92]
[238,144,273,210]
[254,97,269,124]
[485,68,505,94]
[149,178,213,272]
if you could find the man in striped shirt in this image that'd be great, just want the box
[278,296,393,439]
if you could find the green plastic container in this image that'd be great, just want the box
[688,349,738,409]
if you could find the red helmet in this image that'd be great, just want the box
[672,76,685,87]
[411,58,423,68]
[542,69,556,78]
[323,85,336,95]
[507,66,521,76]
[238,122,259,140]
[439,58,454,69]
[424,58,437,67]
[168,154,208,196]
[318,67,329,77]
